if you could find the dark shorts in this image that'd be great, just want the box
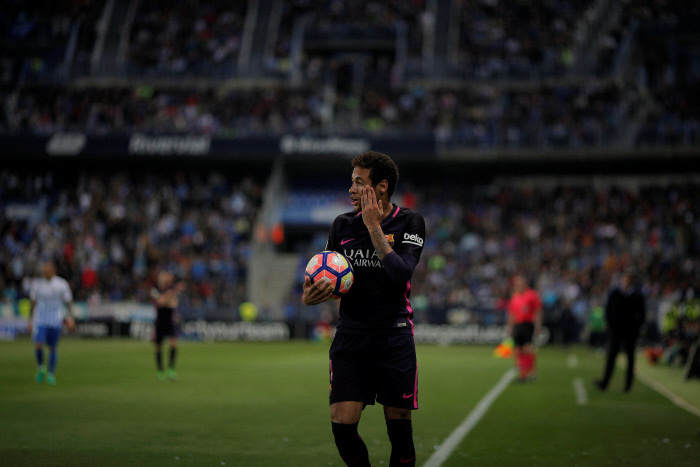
[329,332,418,410]
[153,319,177,344]
[513,322,534,347]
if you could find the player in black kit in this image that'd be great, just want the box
[151,271,185,381]
[302,151,425,467]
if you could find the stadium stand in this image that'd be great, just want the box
[454,0,590,79]
[1,82,644,148]
[0,0,102,85]
[0,0,697,146]
[0,0,698,345]
[281,175,700,342]
[126,0,247,78]
[0,169,262,321]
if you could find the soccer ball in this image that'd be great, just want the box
[305,251,354,298]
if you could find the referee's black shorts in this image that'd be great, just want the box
[329,332,418,410]
[153,319,177,344]
[512,322,534,347]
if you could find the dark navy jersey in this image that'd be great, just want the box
[151,286,176,324]
[326,204,425,335]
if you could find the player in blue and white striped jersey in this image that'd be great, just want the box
[28,262,75,385]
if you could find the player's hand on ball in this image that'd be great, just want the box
[302,276,334,306]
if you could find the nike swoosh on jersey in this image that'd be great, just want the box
[400,456,416,463]
[340,238,355,245]
[402,393,413,399]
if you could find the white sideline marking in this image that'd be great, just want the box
[573,377,588,405]
[637,372,700,418]
[421,368,517,467]
[567,354,579,368]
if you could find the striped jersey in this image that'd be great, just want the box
[30,276,72,328]
[326,204,425,335]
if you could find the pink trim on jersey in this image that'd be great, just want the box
[329,360,333,382]
[404,280,414,335]
[413,362,418,409]
[356,211,362,217]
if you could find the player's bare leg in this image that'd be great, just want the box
[331,401,370,466]
[384,406,415,467]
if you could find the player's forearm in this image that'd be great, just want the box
[369,226,393,260]
[381,251,418,286]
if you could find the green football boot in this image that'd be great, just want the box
[47,374,56,386]
[36,367,46,384]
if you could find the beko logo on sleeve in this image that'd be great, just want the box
[403,233,424,246]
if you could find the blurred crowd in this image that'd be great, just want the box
[0,0,102,85]
[455,0,587,79]
[357,82,642,148]
[636,83,700,147]
[406,179,699,344]
[1,0,699,345]
[1,0,697,150]
[0,170,262,320]
[127,0,247,77]
[648,296,700,368]
[0,85,325,137]
[269,0,426,76]
[1,81,648,150]
[282,177,699,347]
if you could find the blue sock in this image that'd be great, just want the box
[35,348,44,368]
[48,349,57,374]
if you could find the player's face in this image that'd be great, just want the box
[513,275,527,293]
[41,263,55,280]
[158,272,174,288]
[349,167,375,212]
[620,274,631,290]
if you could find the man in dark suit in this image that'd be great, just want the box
[595,272,646,392]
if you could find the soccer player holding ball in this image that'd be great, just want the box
[302,151,425,467]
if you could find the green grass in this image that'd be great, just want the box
[0,339,698,466]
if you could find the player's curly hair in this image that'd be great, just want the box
[351,151,399,197]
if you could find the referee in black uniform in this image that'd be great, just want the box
[302,151,425,467]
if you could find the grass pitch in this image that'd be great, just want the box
[0,339,698,466]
